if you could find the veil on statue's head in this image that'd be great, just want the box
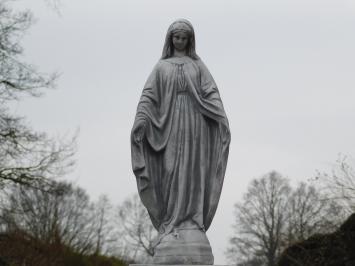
[161,19,200,60]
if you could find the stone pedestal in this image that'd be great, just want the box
[150,229,214,265]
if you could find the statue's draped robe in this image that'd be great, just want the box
[131,56,230,235]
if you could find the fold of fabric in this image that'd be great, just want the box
[131,56,231,233]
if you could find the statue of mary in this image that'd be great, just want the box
[131,19,231,264]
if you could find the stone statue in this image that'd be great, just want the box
[131,19,231,264]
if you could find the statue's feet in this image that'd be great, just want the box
[152,229,214,265]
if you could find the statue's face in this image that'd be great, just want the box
[172,32,189,52]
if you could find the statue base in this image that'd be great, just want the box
[151,229,214,265]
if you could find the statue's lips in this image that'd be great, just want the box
[174,44,185,50]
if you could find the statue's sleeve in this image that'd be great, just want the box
[195,59,230,129]
[192,59,231,230]
[131,63,160,175]
[130,62,165,229]
[133,63,161,128]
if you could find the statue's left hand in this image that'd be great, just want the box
[132,122,146,143]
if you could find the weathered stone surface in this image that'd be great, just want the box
[152,229,213,265]
[131,18,230,264]
[278,213,355,266]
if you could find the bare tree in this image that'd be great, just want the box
[91,195,116,255]
[0,0,76,189]
[316,154,355,214]
[226,171,291,266]
[0,0,57,100]
[0,113,76,190]
[284,182,341,246]
[227,171,344,266]
[113,194,157,262]
[0,181,99,255]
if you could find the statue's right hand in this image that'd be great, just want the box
[133,122,146,143]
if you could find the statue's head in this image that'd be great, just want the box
[161,19,199,60]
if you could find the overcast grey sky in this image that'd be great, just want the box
[12,0,355,263]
